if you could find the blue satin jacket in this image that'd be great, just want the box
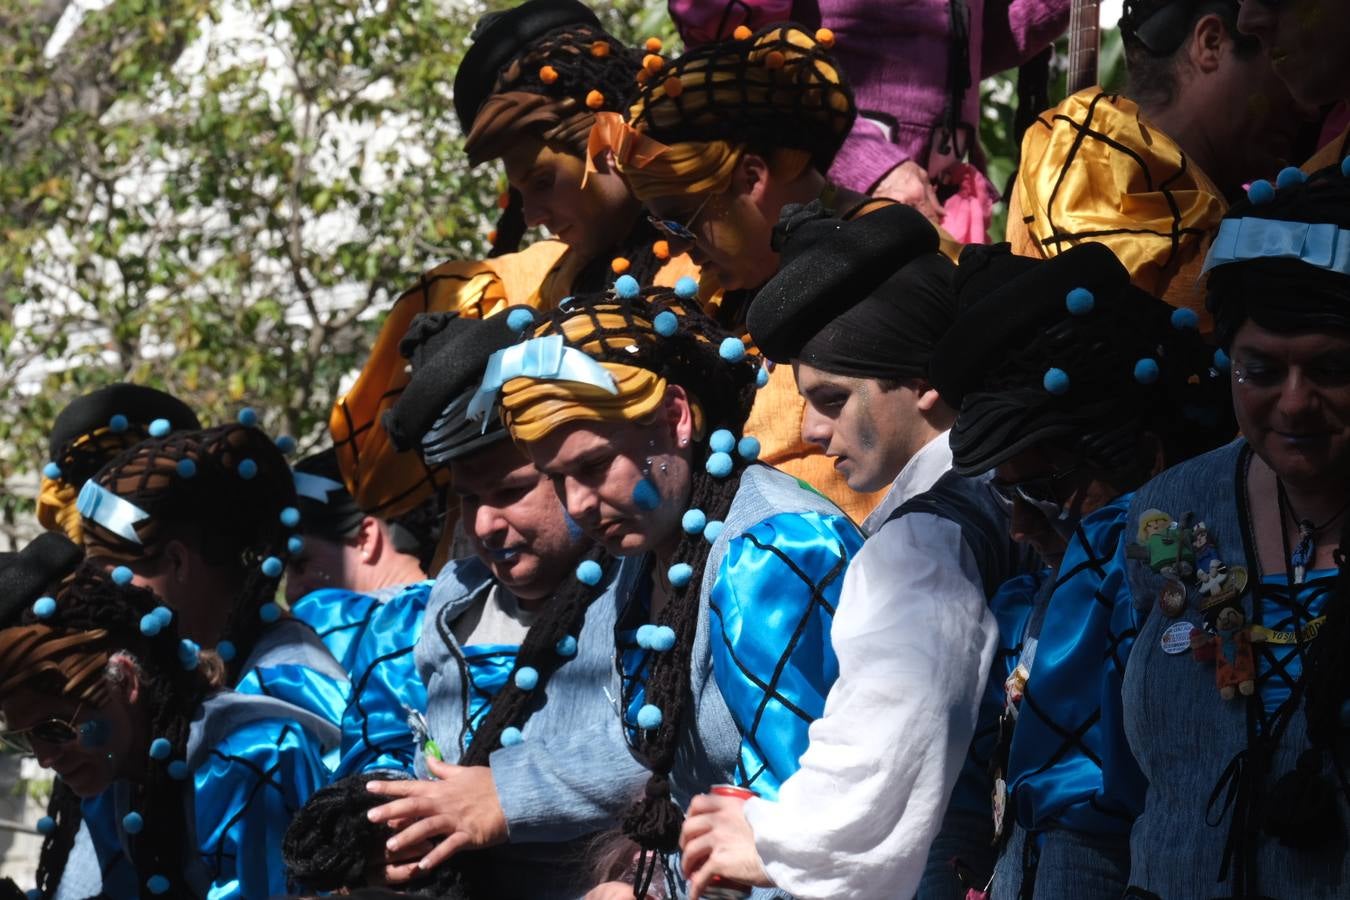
[290,586,389,673]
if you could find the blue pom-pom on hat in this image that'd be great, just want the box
[756,366,770,388]
[501,727,524,747]
[576,560,603,586]
[636,624,657,649]
[167,760,189,780]
[149,738,172,760]
[507,308,535,333]
[1065,287,1095,316]
[280,507,301,527]
[649,625,676,652]
[216,641,236,662]
[111,566,134,586]
[719,336,746,362]
[682,508,707,534]
[288,536,304,554]
[636,704,663,729]
[152,606,173,627]
[259,602,281,624]
[42,462,61,480]
[1171,308,1199,331]
[237,459,258,479]
[261,557,283,578]
[1275,166,1306,189]
[178,639,200,670]
[703,520,724,543]
[108,414,129,433]
[175,459,196,479]
[555,635,578,657]
[654,310,679,336]
[615,274,640,298]
[33,597,57,619]
[36,816,56,835]
[674,276,698,299]
[148,418,171,438]
[122,812,144,834]
[237,407,258,427]
[147,875,170,895]
[706,451,733,478]
[1043,368,1071,395]
[1247,179,1276,205]
[1134,358,1161,385]
[667,563,693,588]
[275,435,297,455]
[514,667,539,691]
[709,429,735,453]
[737,436,760,461]
[139,614,162,637]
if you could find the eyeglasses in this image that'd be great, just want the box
[0,705,86,754]
[646,192,715,244]
[988,468,1081,521]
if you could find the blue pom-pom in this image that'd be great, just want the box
[261,556,283,578]
[1247,179,1276,205]
[111,566,134,586]
[275,435,297,455]
[706,451,733,478]
[1134,358,1160,385]
[756,366,770,388]
[737,436,760,461]
[108,414,129,433]
[636,704,663,729]
[280,507,300,528]
[178,639,200,670]
[36,816,55,835]
[27,889,41,900]
[237,459,258,479]
[1341,156,1350,179]
[167,760,189,780]
[1042,368,1071,395]
[148,418,171,438]
[653,310,679,336]
[614,274,640,298]
[555,635,578,658]
[139,614,162,637]
[147,875,170,895]
[1065,287,1095,316]
[1213,348,1231,371]
[175,459,197,479]
[42,462,61,480]
[674,276,698,299]
[703,520,724,543]
[1171,308,1199,331]
[501,727,524,747]
[667,562,693,588]
[216,641,236,662]
[514,666,539,691]
[681,508,707,534]
[236,407,258,427]
[576,560,603,585]
[288,536,304,554]
[259,602,281,624]
[33,596,57,619]
[650,625,677,652]
[632,478,661,511]
[507,308,535,333]
[149,738,172,760]
[636,624,657,649]
[709,429,735,453]
[152,606,173,627]
[718,336,746,362]
[122,812,144,834]
[1276,166,1306,189]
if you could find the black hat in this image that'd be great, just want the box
[383,310,521,462]
[48,384,199,465]
[453,0,602,134]
[0,533,82,628]
[747,202,952,379]
[293,449,364,542]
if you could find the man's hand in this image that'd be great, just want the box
[679,793,773,900]
[365,757,509,881]
[872,159,945,224]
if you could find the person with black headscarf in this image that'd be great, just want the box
[678,201,1021,900]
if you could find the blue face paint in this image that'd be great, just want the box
[563,510,585,542]
[78,717,111,749]
[632,477,662,511]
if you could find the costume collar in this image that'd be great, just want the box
[862,430,953,536]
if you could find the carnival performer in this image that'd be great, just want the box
[0,565,331,900]
[286,448,433,674]
[1238,0,1350,171]
[1007,0,1308,329]
[677,201,1020,900]
[476,280,863,897]
[285,309,647,900]
[1102,163,1350,898]
[329,0,694,527]
[37,383,199,544]
[925,240,1232,899]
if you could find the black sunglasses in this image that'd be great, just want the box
[988,468,1081,520]
[646,192,714,244]
[0,705,87,754]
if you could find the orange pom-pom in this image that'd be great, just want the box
[733,25,752,40]
[636,69,650,84]
[815,27,835,48]
[643,54,664,73]
[663,76,684,98]
[611,257,631,274]
[590,40,610,58]
[644,37,663,52]
[487,229,499,244]
[538,65,559,84]
[764,50,785,69]
[585,89,605,109]
[497,192,510,210]
[652,240,670,260]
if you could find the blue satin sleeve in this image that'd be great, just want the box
[290,588,384,673]
[335,582,432,777]
[1007,495,1144,834]
[193,717,330,900]
[709,510,864,799]
[949,569,1048,815]
[234,663,348,733]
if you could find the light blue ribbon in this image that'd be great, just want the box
[76,481,149,544]
[1202,217,1350,276]
[467,335,618,430]
[292,471,345,503]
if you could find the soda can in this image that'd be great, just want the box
[701,785,756,899]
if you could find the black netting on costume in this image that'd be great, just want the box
[628,23,856,170]
[493,22,642,124]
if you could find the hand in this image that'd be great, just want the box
[584,882,639,900]
[872,159,945,224]
[679,793,772,900]
[365,757,509,881]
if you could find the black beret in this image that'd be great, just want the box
[747,202,942,364]
[292,448,364,540]
[0,533,82,628]
[48,383,200,462]
[453,0,601,134]
[382,309,520,458]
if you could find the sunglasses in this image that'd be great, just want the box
[988,468,1081,522]
[646,192,715,244]
[0,705,87,754]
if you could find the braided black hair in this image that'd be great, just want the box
[82,424,301,681]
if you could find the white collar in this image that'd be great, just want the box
[861,430,953,537]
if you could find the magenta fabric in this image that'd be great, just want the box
[666,0,1071,192]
